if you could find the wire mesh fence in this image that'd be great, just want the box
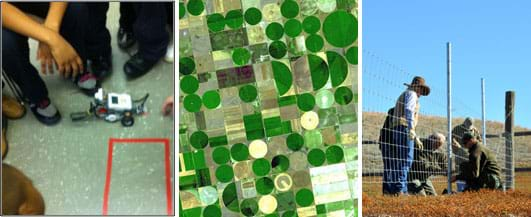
[361,50,531,196]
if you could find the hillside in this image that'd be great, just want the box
[362,112,531,171]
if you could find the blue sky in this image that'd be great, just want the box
[362,0,531,129]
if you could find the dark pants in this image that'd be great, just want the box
[119,3,135,32]
[2,3,88,104]
[382,125,414,194]
[86,3,112,59]
[118,2,170,61]
[459,163,502,191]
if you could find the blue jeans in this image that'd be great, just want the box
[382,125,414,194]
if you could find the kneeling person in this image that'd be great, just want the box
[451,132,502,191]
[408,132,447,196]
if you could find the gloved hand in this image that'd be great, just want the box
[452,138,460,148]
[415,137,423,150]
[408,130,417,140]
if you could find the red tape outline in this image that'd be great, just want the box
[102,138,172,215]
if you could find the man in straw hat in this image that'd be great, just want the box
[382,76,430,195]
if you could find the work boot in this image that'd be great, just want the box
[123,53,159,79]
[117,27,136,50]
[29,97,61,126]
[2,115,8,159]
[2,94,26,119]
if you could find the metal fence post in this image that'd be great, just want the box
[505,91,515,190]
[447,42,453,194]
[481,78,487,145]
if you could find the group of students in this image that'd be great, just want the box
[379,76,502,196]
[2,2,173,126]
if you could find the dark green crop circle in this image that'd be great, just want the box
[323,10,357,47]
[180,75,199,94]
[255,177,274,195]
[202,90,221,109]
[269,41,287,59]
[232,47,251,66]
[244,7,262,25]
[334,86,354,105]
[186,0,204,16]
[266,22,284,40]
[252,158,271,176]
[286,133,304,151]
[297,93,315,111]
[207,13,225,32]
[215,164,234,183]
[307,148,326,166]
[183,94,202,112]
[239,84,258,102]
[225,9,244,29]
[326,145,344,164]
[303,16,320,34]
[179,57,195,75]
[212,146,231,164]
[281,0,299,18]
[231,143,249,161]
[190,131,208,149]
[284,19,302,37]
[305,34,324,52]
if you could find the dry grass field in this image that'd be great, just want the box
[362,112,531,216]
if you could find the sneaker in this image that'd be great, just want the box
[29,98,61,126]
[76,73,100,96]
[164,39,174,63]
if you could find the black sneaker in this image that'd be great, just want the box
[30,98,61,126]
[123,53,159,79]
[76,73,100,96]
[89,56,112,80]
[117,27,136,50]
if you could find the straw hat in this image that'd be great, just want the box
[404,76,431,96]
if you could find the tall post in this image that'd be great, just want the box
[446,42,453,194]
[505,91,515,190]
[481,78,487,145]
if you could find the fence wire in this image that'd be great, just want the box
[362,50,531,195]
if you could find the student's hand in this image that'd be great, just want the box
[37,42,55,75]
[162,96,174,116]
[47,33,83,79]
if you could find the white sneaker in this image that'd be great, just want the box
[164,39,174,63]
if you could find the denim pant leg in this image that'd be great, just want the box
[133,3,169,61]
[2,28,49,104]
[381,143,390,193]
[393,125,414,193]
